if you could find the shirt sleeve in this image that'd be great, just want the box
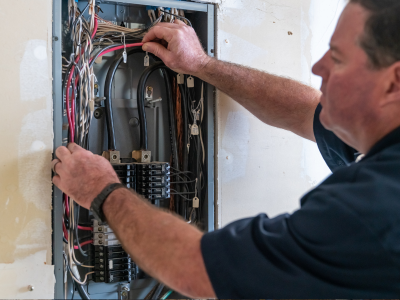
[314,103,358,171]
[201,188,396,298]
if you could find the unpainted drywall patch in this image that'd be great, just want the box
[220,111,250,183]
[0,250,55,299]
[18,109,53,211]
[20,39,50,102]
[14,218,50,255]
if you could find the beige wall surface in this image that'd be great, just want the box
[0,0,55,298]
[0,0,347,297]
[215,0,346,227]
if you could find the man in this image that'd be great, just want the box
[52,0,400,297]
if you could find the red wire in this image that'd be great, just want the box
[96,43,144,58]
[65,42,144,144]
[63,40,144,239]
[78,225,93,231]
[74,240,93,250]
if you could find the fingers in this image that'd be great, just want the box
[142,26,175,44]
[67,142,83,153]
[143,42,171,62]
[55,146,71,160]
[52,159,61,174]
[152,22,179,29]
[52,174,62,189]
[174,19,186,26]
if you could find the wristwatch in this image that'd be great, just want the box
[90,183,126,222]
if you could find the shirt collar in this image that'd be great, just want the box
[363,126,400,160]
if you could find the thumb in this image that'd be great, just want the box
[143,42,171,62]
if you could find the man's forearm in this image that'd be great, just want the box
[195,58,321,141]
[102,188,215,298]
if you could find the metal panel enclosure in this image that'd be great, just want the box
[52,1,214,298]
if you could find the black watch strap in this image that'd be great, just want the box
[90,183,125,222]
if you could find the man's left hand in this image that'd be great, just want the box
[52,143,120,209]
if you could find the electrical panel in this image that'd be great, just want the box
[52,0,214,299]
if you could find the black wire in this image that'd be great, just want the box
[170,190,195,195]
[75,281,90,300]
[170,179,197,184]
[72,282,76,300]
[159,9,192,27]
[63,253,91,299]
[151,283,165,300]
[103,48,159,150]
[136,62,162,149]
[171,194,193,201]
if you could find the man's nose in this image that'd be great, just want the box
[312,51,329,79]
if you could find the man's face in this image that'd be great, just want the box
[312,3,385,147]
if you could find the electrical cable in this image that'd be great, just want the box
[159,9,192,27]
[103,47,149,150]
[74,203,88,257]
[75,280,91,300]
[151,283,165,300]
[74,240,93,250]
[63,252,94,286]
[160,290,173,300]
[78,225,93,231]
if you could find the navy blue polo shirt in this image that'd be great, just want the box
[201,103,400,298]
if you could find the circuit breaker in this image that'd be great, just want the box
[52,0,214,299]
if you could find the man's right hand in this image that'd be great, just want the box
[142,19,211,75]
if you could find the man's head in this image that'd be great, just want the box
[312,0,400,153]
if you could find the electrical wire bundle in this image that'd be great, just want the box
[62,0,144,293]
[61,1,204,297]
[171,78,207,224]
[94,14,162,43]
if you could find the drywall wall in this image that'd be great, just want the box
[215,0,347,227]
[0,0,55,298]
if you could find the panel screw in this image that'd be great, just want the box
[129,117,139,127]
[122,291,128,297]
[100,277,104,281]
[53,36,59,41]
[94,108,103,119]
[28,285,34,291]
[99,240,103,244]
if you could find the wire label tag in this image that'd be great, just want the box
[193,197,199,208]
[144,52,150,67]
[187,76,194,88]
[123,51,127,63]
[191,123,199,135]
[177,74,184,84]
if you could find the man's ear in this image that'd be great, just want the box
[383,62,400,106]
